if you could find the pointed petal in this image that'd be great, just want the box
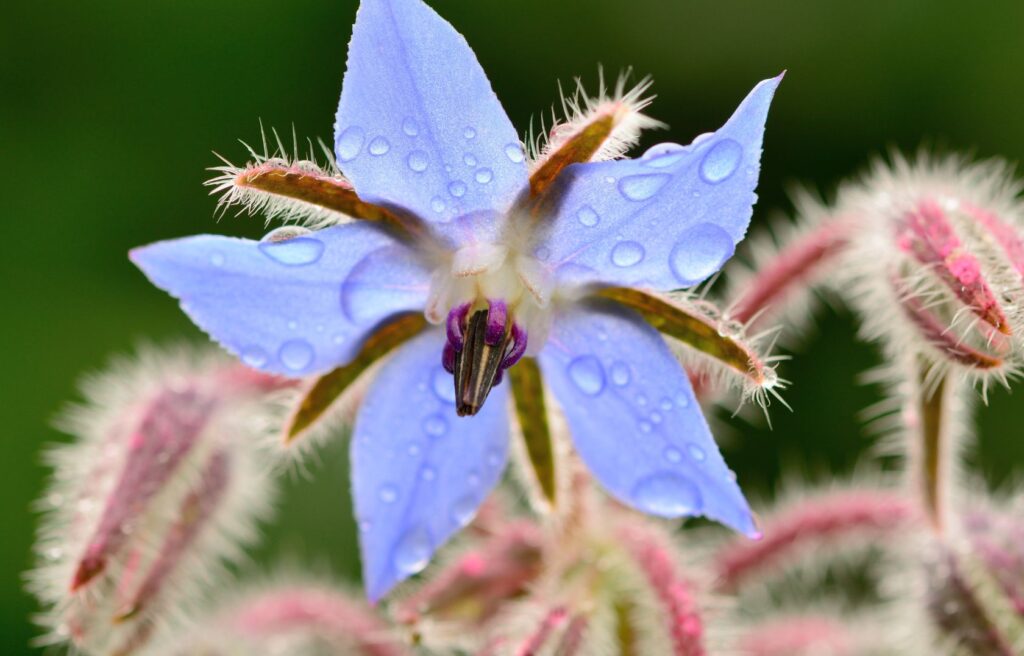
[538,75,782,291]
[352,329,509,601]
[131,224,430,377]
[335,0,527,228]
[537,300,756,535]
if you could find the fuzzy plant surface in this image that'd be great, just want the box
[27,1,1024,655]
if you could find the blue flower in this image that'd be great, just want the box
[131,0,781,601]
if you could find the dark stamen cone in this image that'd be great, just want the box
[454,309,511,416]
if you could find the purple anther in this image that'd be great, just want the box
[485,300,508,346]
[442,342,457,373]
[446,302,471,351]
[501,323,528,370]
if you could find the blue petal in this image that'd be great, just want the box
[537,75,782,291]
[352,328,509,601]
[131,224,430,377]
[335,0,527,229]
[538,300,756,536]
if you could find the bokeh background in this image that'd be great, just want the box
[5,0,1024,651]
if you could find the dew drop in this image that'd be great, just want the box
[335,126,365,162]
[568,355,605,396]
[394,526,432,576]
[636,393,648,407]
[534,245,551,261]
[577,205,600,227]
[359,519,372,533]
[210,251,225,267]
[675,392,691,408]
[474,168,494,184]
[431,196,446,213]
[332,334,346,345]
[611,241,645,267]
[287,320,298,330]
[618,173,671,201]
[659,397,673,411]
[421,467,437,482]
[402,117,420,137]
[463,153,477,167]
[407,442,422,457]
[368,136,391,155]
[487,448,502,467]
[631,473,703,516]
[686,443,707,462]
[650,412,662,424]
[407,150,428,172]
[699,138,743,184]
[663,447,683,463]
[431,368,457,404]
[610,361,631,386]
[448,180,467,198]
[669,223,735,285]
[261,225,312,243]
[505,143,525,163]
[467,470,481,487]
[422,413,448,437]
[639,421,653,434]
[241,346,268,368]
[258,237,325,266]
[451,495,477,527]
[464,127,476,139]
[641,142,688,168]
[278,340,314,371]
[378,484,399,503]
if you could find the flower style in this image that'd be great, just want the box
[130,0,781,600]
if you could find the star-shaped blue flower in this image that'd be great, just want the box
[132,0,781,600]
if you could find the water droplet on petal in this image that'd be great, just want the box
[675,392,691,408]
[639,421,653,433]
[378,484,399,503]
[210,252,225,266]
[577,205,600,227]
[432,368,456,404]
[463,153,477,167]
[659,397,673,411]
[534,246,551,261]
[335,126,365,162]
[505,143,525,163]
[402,117,419,137]
[669,223,735,285]
[368,136,391,155]
[618,173,671,201]
[568,355,605,396]
[686,443,707,462]
[487,448,502,467]
[451,495,477,527]
[650,412,662,424]
[467,470,481,487]
[407,442,422,457]
[359,519,372,533]
[631,473,703,516]
[611,241,645,267]
[448,180,467,198]
[278,340,314,371]
[663,447,683,463]
[699,138,742,183]
[464,127,476,139]
[261,226,312,243]
[641,142,688,168]
[407,151,428,172]
[610,361,631,386]
[474,168,493,184]
[421,467,437,482]
[241,346,268,368]
[422,413,448,437]
[431,196,445,213]
[258,237,325,266]
[394,526,433,576]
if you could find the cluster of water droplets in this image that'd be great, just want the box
[334,117,525,220]
[563,347,719,519]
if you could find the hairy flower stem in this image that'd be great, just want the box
[918,366,952,534]
[928,551,1019,656]
[231,163,427,242]
[730,218,853,326]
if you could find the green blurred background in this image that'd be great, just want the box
[4,0,1024,651]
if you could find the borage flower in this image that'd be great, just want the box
[131,0,781,600]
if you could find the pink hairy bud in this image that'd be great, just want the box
[715,490,915,591]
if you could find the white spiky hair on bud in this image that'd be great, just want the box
[836,152,1024,392]
[527,68,664,166]
[28,344,277,653]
